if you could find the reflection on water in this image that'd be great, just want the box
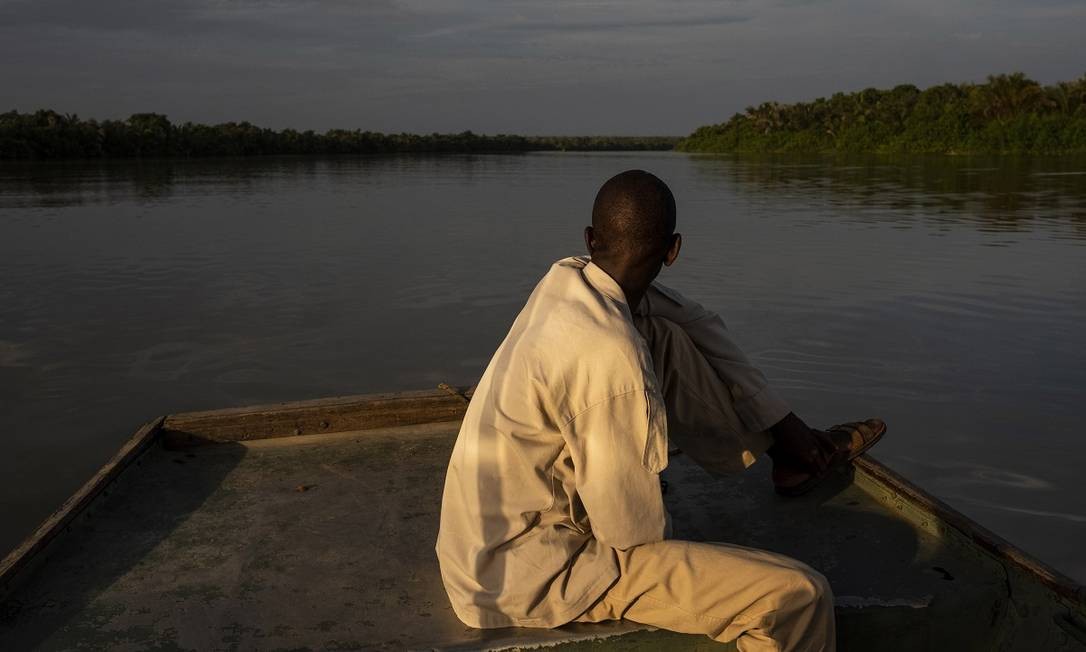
[1,152,1084,582]
[7,154,1086,239]
[692,153,1086,243]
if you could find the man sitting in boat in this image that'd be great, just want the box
[435,169,886,651]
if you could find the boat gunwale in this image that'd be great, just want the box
[1,386,1082,612]
[855,455,1084,605]
[158,385,473,446]
[0,416,165,598]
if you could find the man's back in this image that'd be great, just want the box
[435,256,670,629]
[436,171,846,651]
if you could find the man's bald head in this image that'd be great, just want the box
[590,170,677,261]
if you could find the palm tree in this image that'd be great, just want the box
[973,73,1052,119]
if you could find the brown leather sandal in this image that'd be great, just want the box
[774,418,887,497]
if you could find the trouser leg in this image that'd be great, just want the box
[636,315,774,475]
[576,540,836,652]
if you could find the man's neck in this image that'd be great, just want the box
[592,256,653,310]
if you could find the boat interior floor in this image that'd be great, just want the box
[0,421,1033,650]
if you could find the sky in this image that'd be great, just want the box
[1,0,1083,135]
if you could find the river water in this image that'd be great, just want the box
[2,152,1084,582]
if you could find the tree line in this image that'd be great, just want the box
[678,73,1086,154]
[8,73,1084,159]
[0,111,678,159]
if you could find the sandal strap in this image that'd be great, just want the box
[826,419,886,457]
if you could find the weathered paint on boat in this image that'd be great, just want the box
[1,386,1084,651]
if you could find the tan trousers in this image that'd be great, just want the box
[574,316,836,652]
[638,314,775,474]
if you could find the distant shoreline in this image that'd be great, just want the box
[678,73,1086,155]
[0,111,678,160]
[9,73,1086,160]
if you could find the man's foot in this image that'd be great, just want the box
[770,419,887,497]
[766,412,830,482]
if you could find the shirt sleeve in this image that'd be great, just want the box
[561,389,669,550]
[638,281,791,432]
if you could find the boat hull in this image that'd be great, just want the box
[1,388,1083,650]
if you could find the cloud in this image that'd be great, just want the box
[453,14,750,36]
[0,0,1083,134]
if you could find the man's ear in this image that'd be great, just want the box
[584,226,595,256]
[663,233,682,267]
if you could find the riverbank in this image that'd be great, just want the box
[678,73,1086,155]
[0,110,679,159]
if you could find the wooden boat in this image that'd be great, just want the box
[1,386,1084,651]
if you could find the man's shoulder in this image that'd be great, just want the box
[529,258,629,332]
[513,258,641,356]
[536,255,590,288]
[551,255,590,271]
[487,257,655,418]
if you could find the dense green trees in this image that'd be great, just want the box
[0,112,678,159]
[8,74,1083,159]
[679,73,1086,154]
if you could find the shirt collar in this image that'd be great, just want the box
[583,260,629,307]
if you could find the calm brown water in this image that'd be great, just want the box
[2,152,1085,581]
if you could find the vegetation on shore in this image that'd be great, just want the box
[0,111,678,159]
[9,73,1085,159]
[678,73,1086,154]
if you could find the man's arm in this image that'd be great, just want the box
[562,389,669,550]
[639,282,790,433]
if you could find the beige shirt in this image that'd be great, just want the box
[435,257,789,629]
